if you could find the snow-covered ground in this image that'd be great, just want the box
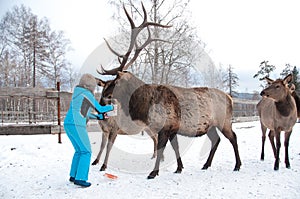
[1,121,300,199]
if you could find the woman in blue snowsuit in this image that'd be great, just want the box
[64,74,113,188]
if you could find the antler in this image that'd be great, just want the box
[99,2,171,75]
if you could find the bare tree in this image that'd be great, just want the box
[27,15,51,87]
[195,59,226,89]
[0,4,73,90]
[107,0,206,87]
[0,5,34,87]
[0,5,49,87]
[45,30,72,88]
[0,50,17,87]
[63,65,80,91]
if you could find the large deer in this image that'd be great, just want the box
[91,3,169,171]
[257,74,297,170]
[97,3,241,179]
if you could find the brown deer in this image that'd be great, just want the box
[97,3,241,179]
[260,83,300,162]
[257,74,297,170]
[91,3,169,171]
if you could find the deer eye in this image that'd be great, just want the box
[276,85,280,89]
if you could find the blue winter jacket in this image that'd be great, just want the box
[64,86,114,127]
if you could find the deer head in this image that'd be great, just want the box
[260,74,293,102]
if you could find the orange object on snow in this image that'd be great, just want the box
[104,173,118,180]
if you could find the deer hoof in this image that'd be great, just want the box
[147,170,159,179]
[202,164,210,170]
[174,166,183,174]
[174,169,182,174]
[100,164,107,171]
[234,162,241,171]
[233,167,240,171]
[274,160,280,170]
[91,159,99,165]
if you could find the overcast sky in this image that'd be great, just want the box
[1,0,299,92]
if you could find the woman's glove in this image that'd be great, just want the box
[96,113,105,120]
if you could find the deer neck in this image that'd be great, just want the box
[114,74,145,117]
[275,94,295,117]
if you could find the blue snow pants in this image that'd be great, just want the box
[64,123,91,181]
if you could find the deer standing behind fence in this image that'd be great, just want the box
[95,3,241,179]
[257,74,297,170]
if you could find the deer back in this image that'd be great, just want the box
[110,72,233,137]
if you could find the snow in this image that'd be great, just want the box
[1,121,300,199]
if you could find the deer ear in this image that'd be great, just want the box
[283,74,293,85]
[263,76,274,85]
[290,84,296,93]
[95,78,106,87]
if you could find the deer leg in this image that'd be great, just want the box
[284,131,292,169]
[151,135,157,159]
[147,131,169,179]
[145,130,158,159]
[92,132,108,165]
[260,124,267,160]
[223,127,241,171]
[169,133,183,174]
[231,131,242,171]
[100,132,118,171]
[274,131,281,170]
[268,130,276,159]
[202,127,221,170]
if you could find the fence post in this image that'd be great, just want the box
[1,98,3,125]
[57,81,62,144]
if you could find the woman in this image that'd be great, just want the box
[64,73,114,187]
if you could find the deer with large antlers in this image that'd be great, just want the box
[92,3,169,171]
[257,74,297,170]
[96,2,241,179]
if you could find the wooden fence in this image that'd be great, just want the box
[232,98,260,122]
[0,87,71,135]
[0,88,72,123]
[0,87,259,135]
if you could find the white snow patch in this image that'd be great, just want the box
[1,121,300,198]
